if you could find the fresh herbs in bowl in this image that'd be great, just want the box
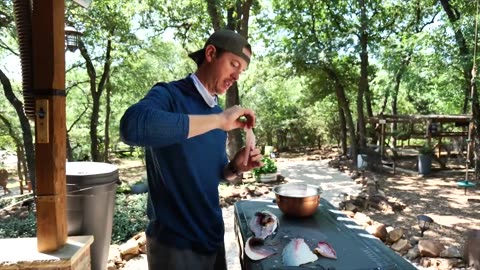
[252,157,278,178]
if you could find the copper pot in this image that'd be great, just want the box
[273,183,322,218]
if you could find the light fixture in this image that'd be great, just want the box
[416,214,434,237]
[65,26,82,52]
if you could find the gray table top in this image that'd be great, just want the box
[234,198,417,270]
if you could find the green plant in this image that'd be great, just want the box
[252,157,277,178]
[111,193,149,244]
[419,143,434,155]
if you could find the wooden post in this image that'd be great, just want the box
[32,0,67,252]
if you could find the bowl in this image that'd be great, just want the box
[273,183,322,218]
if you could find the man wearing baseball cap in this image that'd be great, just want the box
[120,29,263,270]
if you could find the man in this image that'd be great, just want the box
[120,29,263,270]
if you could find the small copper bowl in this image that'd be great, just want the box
[273,183,322,218]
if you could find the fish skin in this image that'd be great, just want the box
[282,238,318,267]
[314,241,337,260]
[249,211,278,240]
[244,128,256,166]
[245,237,276,261]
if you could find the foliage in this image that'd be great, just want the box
[418,143,435,155]
[0,193,148,244]
[0,194,33,209]
[111,193,149,244]
[0,212,36,238]
[252,157,277,177]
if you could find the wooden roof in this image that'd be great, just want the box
[367,114,472,124]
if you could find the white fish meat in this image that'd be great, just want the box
[282,238,318,267]
[249,210,278,240]
[314,241,337,259]
[244,128,256,166]
[245,237,276,261]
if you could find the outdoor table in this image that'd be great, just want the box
[234,198,417,270]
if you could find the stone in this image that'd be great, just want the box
[464,229,480,269]
[345,202,358,212]
[353,212,372,227]
[419,257,464,270]
[366,223,388,242]
[341,210,355,218]
[391,239,410,253]
[388,227,404,243]
[107,261,117,270]
[108,245,122,264]
[120,239,140,257]
[440,246,462,258]
[418,239,445,257]
[406,246,420,260]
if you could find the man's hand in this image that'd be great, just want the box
[219,105,256,131]
[233,145,263,172]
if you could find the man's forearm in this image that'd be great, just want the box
[188,114,223,138]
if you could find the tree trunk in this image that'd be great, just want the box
[66,134,73,161]
[338,105,348,155]
[79,37,112,162]
[357,0,369,149]
[0,68,36,190]
[439,0,472,114]
[104,77,112,163]
[439,0,479,177]
[324,66,357,162]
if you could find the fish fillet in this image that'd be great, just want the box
[249,211,278,240]
[245,237,276,261]
[282,238,318,266]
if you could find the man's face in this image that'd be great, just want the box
[206,46,251,96]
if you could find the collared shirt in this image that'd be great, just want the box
[190,74,218,108]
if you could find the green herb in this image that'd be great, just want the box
[252,157,277,177]
[419,143,434,155]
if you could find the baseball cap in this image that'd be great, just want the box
[188,29,251,65]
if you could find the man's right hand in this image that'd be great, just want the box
[220,105,256,131]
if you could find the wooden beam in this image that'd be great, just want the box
[32,0,67,252]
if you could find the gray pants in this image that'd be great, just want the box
[146,237,227,270]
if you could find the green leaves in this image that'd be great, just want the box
[252,156,277,177]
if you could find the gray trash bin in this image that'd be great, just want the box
[66,162,119,270]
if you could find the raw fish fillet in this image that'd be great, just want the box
[282,238,318,267]
[244,128,256,166]
[314,241,337,259]
[245,237,276,261]
[249,211,278,240]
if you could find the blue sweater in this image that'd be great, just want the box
[119,76,228,253]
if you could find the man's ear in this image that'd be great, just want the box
[204,45,216,62]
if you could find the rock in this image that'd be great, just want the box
[406,245,420,260]
[120,239,140,257]
[440,246,462,258]
[409,235,421,246]
[108,245,122,264]
[418,239,445,257]
[107,261,117,270]
[419,257,464,270]
[391,239,410,253]
[133,232,146,246]
[366,223,388,242]
[341,210,355,218]
[388,228,404,243]
[345,202,358,212]
[464,229,480,269]
[353,212,372,227]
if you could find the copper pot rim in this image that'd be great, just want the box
[272,183,322,198]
